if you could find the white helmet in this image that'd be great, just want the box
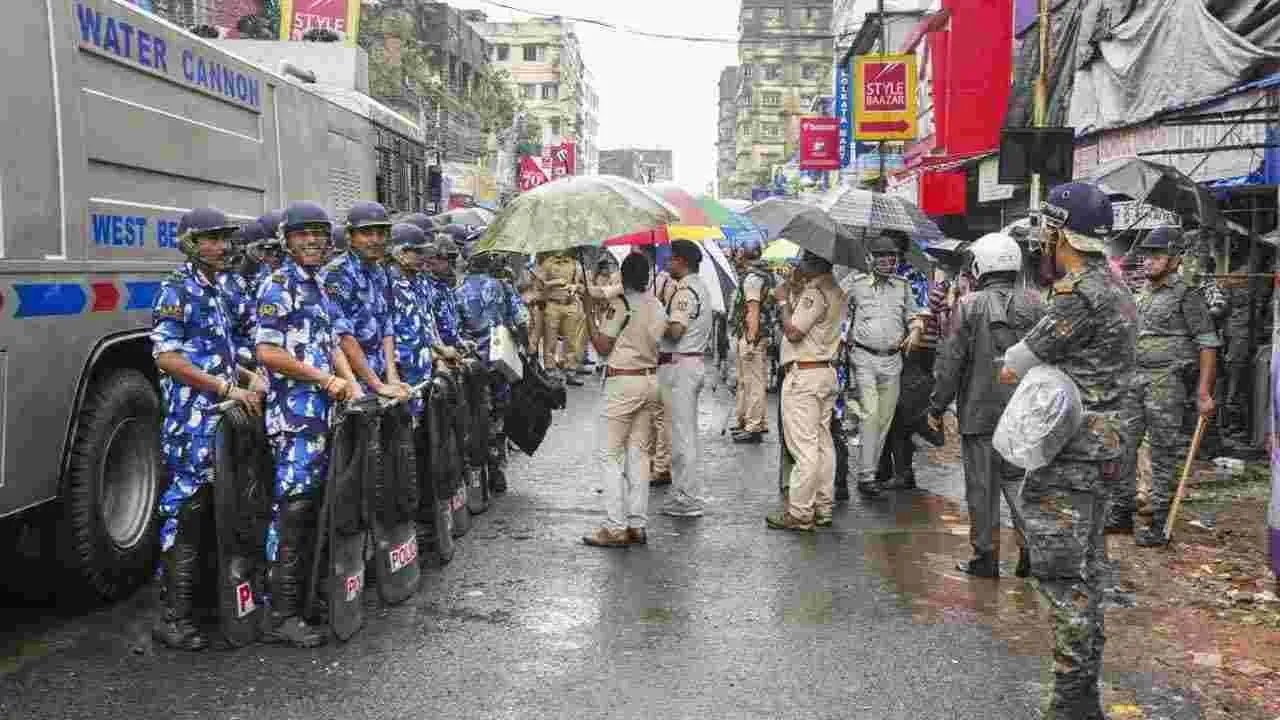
[968,232,1022,281]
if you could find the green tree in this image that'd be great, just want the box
[470,68,521,134]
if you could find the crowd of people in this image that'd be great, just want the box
[151,177,1240,719]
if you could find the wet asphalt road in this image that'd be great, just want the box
[1,376,1203,719]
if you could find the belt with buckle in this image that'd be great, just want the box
[606,366,657,378]
[658,352,704,365]
[786,360,833,371]
[854,342,900,357]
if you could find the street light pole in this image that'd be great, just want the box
[877,0,887,193]
[1029,0,1049,215]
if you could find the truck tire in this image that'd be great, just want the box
[63,369,163,602]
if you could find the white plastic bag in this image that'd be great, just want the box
[994,365,1083,471]
[490,326,523,383]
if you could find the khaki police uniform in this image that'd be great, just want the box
[588,270,618,365]
[735,270,770,433]
[780,274,848,525]
[598,290,667,530]
[518,265,545,363]
[538,255,586,372]
[658,272,714,514]
[651,270,676,478]
[841,271,924,484]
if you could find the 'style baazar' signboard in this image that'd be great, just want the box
[854,54,918,142]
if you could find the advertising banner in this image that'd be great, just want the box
[854,54,919,142]
[278,0,362,46]
[799,117,841,171]
[518,155,549,193]
[834,60,853,169]
[549,142,576,179]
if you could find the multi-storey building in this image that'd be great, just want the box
[599,149,645,183]
[716,66,740,198]
[728,1,835,198]
[142,0,270,37]
[474,17,600,175]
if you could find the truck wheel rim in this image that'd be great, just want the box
[99,418,157,551]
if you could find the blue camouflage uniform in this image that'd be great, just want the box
[151,262,238,552]
[388,264,436,416]
[455,272,521,370]
[320,251,393,388]
[425,274,462,347]
[256,256,354,561]
[217,272,255,362]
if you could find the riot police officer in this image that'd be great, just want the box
[455,251,527,493]
[424,235,464,364]
[387,223,437,417]
[151,208,264,650]
[321,202,408,401]
[249,209,286,293]
[217,220,264,364]
[255,201,361,648]
[1116,226,1219,545]
[1000,182,1137,719]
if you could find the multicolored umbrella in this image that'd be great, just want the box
[650,184,711,226]
[474,175,680,254]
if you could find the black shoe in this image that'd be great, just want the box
[1015,548,1030,578]
[153,491,211,651]
[835,482,850,502]
[856,481,883,498]
[1105,511,1134,534]
[565,375,584,387]
[956,552,999,578]
[732,430,763,444]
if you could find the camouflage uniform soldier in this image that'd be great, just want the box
[1112,227,1219,544]
[1001,183,1137,719]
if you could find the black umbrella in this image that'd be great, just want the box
[1082,157,1219,230]
[744,198,859,266]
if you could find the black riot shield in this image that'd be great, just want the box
[211,405,273,648]
[417,377,455,566]
[461,358,491,515]
[436,368,472,538]
[309,400,377,642]
[370,403,421,605]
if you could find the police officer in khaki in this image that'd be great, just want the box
[581,253,667,547]
[516,255,545,362]
[536,249,587,386]
[732,244,772,443]
[650,253,677,485]
[658,240,715,517]
[841,232,926,497]
[767,251,848,530]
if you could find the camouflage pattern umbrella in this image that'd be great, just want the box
[473,175,680,255]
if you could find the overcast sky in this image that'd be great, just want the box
[478,0,741,192]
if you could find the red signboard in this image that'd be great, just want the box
[518,155,549,193]
[861,61,909,112]
[799,117,841,171]
[551,142,576,179]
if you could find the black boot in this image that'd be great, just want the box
[1135,513,1169,548]
[956,550,999,578]
[835,477,850,502]
[153,491,211,651]
[1015,548,1031,578]
[263,498,326,648]
[1105,509,1134,534]
[856,480,883,498]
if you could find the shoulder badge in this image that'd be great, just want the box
[1052,277,1078,295]
[271,270,288,285]
[156,304,184,321]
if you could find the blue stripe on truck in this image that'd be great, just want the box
[13,284,88,318]
[125,281,161,311]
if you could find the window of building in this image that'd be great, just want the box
[762,7,783,22]
[805,7,824,24]
[765,64,782,80]
[742,64,753,79]
[742,7,755,22]
[542,83,559,100]
[762,92,782,107]
[496,44,509,61]
[802,64,818,80]
[762,123,781,139]
[523,44,545,62]
[550,117,562,136]
[521,83,537,99]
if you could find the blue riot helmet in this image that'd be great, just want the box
[346,201,393,231]
[388,222,428,270]
[247,211,284,267]
[400,212,437,235]
[257,209,284,239]
[177,207,239,271]
[279,201,333,268]
[227,219,265,273]
[1041,182,1113,255]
